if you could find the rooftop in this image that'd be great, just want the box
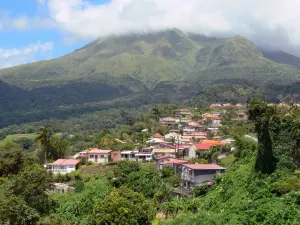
[154,155,175,160]
[183,164,225,170]
[88,148,112,154]
[160,159,188,165]
[152,148,176,153]
[49,159,80,165]
[153,133,164,138]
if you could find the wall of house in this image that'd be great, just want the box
[121,154,136,161]
[193,170,219,184]
[88,154,109,164]
[48,165,77,174]
[111,150,121,162]
[135,155,152,162]
[181,168,223,188]
[188,145,197,158]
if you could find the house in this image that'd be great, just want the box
[154,155,176,170]
[87,148,120,164]
[223,103,232,108]
[153,133,164,139]
[152,148,176,158]
[181,164,225,189]
[151,142,175,149]
[213,136,221,140]
[46,159,80,174]
[236,103,245,108]
[164,132,181,141]
[175,109,192,117]
[180,135,207,143]
[120,150,138,161]
[135,152,153,162]
[159,117,177,126]
[158,158,189,174]
[190,141,227,159]
[146,138,167,144]
[210,104,221,108]
[211,117,221,127]
[174,144,195,158]
[52,183,75,193]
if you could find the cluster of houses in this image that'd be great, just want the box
[46,105,247,189]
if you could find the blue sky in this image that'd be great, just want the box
[0,0,109,68]
[0,0,299,69]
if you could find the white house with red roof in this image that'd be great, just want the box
[46,159,80,174]
[181,164,225,189]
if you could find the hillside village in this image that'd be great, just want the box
[1,97,300,225]
[46,103,251,192]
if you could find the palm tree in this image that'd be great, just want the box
[36,127,53,163]
[152,106,160,122]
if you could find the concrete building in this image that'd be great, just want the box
[181,164,225,189]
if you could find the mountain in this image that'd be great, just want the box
[261,49,300,68]
[0,29,299,128]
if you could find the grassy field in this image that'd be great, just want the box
[0,133,37,146]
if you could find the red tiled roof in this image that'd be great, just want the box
[159,143,176,149]
[183,164,225,170]
[194,143,215,150]
[153,133,163,138]
[160,159,188,165]
[51,159,80,165]
[175,144,192,149]
[154,156,175,160]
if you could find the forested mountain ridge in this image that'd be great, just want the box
[0,29,300,128]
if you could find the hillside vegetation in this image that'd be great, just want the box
[0,29,300,128]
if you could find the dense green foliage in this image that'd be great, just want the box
[93,187,155,225]
[160,99,300,225]
[1,29,300,128]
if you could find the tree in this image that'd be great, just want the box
[11,164,53,213]
[0,142,23,176]
[160,166,174,178]
[113,160,141,186]
[36,127,53,162]
[126,169,164,198]
[93,187,155,225]
[50,136,68,159]
[0,196,39,225]
[248,99,277,174]
[160,201,183,219]
[152,106,160,122]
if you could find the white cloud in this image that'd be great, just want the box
[42,0,300,53]
[11,17,30,30]
[0,41,54,69]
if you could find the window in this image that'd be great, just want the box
[100,155,105,158]
[69,165,74,168]
[90,154,94,158]
[113,154,118,157]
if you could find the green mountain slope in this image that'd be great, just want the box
[0,29,299,128]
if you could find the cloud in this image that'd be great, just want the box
[0,41,54,69]
[0,11,54,31]
[11,17,31,30]
[42,0,300,54]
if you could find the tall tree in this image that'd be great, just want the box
[0,142,23,176]
[36,127,53,162]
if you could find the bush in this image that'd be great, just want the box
[194,183,210,197]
